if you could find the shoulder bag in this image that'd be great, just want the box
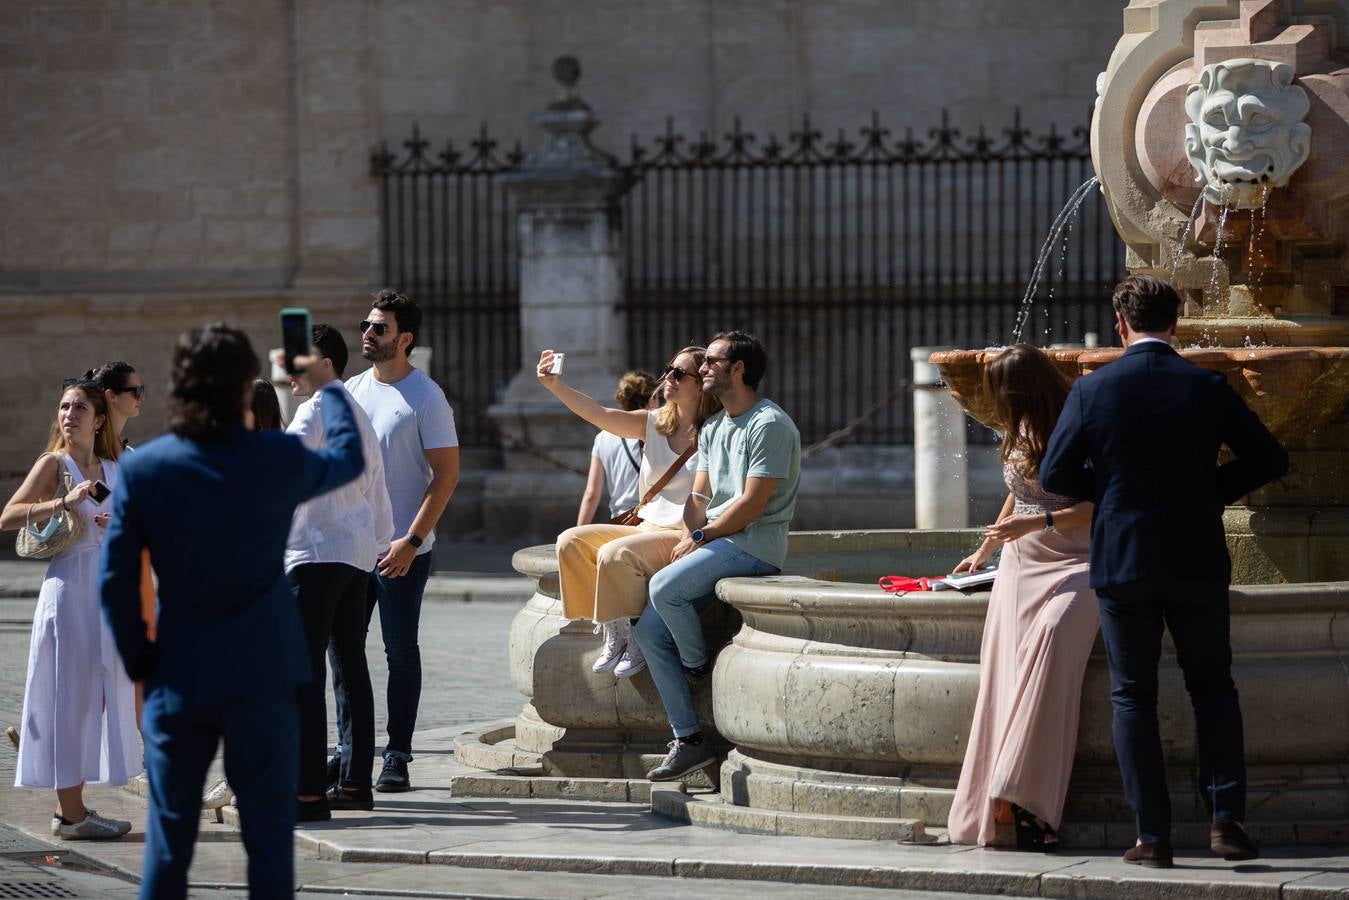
[610,445,696,526]
[15,453,85,560]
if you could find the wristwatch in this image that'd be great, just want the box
[406,532,424,549]
[1043,511,1057,534]
[690,528,707,545]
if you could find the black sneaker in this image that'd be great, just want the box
[326,784,375,811]
[296,797,331,823]
[375,755,411,793]
[325,752,342,788]
[646,738,716,782]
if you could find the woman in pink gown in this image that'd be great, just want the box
[947,344,1099,851]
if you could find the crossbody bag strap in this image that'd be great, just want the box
[632,445,695,512]
[620,438,642,474]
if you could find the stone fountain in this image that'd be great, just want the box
[452,0,1349,849]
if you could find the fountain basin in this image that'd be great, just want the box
[930,346,1349,442]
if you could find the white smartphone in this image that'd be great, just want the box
[550,352,565,375]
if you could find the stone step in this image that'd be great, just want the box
[653,789,928,842]
[451,771,687,805]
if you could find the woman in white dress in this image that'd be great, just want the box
[539,347,721,678]
[1,380,141,840]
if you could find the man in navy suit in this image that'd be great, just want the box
[100,323,364,900]
[1041,275,1287,869]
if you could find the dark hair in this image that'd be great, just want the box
[167,323,260,442]
[1112,274,1181,333]
[85,360,136,392]
[370,288,422,351]
[614,370,656,411]
[710,330,768,390]
[983,343,1073,476]
[250,379,283,432]
[312,323,349,377]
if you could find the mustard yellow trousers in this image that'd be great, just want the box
[556,522,682,622]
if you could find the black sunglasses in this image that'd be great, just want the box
[359,320,389,337]
[662,365,694,383]
[112,385,146,399]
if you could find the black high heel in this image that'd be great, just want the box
[1011,803,1058,852]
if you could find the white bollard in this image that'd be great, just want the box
[911,346,968,529]
[268,348,301,425]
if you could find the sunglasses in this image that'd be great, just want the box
[702,355,732,366]
[662,365,694,383]
[359,320,389,337]
[112,385,146,399]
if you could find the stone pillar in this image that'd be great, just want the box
[911,346,968,528]
[484,58,630,539]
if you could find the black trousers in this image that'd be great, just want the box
[1096,577,1246,844]
[289,562,373,795]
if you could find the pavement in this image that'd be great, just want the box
[1,549,1348,898]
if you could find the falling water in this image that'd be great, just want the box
[1012,176,1099,342]
[1247,183,1272,295]
[1171,193,1205,279]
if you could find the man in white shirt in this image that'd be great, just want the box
[286,324,393,819]
[336,290,459,793]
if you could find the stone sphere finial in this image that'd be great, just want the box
[552,56,580,90]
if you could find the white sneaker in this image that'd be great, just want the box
[56,809,132,840]
[591,620,627,673]
[50,814,61,837]
[614,637,646,678]
[202,778,234,809]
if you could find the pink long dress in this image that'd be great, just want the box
[946,457,1098,845]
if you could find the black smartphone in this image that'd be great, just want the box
[90,480,111,505]
[280,307,313,375]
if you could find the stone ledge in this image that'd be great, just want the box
[450,771,677,804]
[652,789,926,842]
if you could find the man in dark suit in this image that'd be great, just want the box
[1040,275,1287,869]
[100,323,364,900]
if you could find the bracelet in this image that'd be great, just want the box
[691,491,712,504]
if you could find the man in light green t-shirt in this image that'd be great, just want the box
[633,331,800,782]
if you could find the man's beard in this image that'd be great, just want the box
[362,341,397,363]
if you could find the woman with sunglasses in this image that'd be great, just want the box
[86,362,144,451]
[1,380,141,839]
[538,347,721,678]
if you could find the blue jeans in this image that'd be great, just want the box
[634,538,778,737]
[333,551,432,764]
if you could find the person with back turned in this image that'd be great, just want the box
[1040,275,1288,869]
[100,323,364,900]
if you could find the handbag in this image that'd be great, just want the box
[610,445,696,526]
[15,453,85,560]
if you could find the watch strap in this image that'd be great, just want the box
[406,532,424,549]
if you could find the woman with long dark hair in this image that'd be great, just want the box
[87,361,144,450]
[947,343,1098,851]
[1,380,140,839]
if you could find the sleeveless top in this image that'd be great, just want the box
[635,412,697,527]
[1003,449,1073,516]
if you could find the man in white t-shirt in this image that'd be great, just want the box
[332,289,459,794]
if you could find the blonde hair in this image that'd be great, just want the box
[46,382,122,462]
[652,346,722,440]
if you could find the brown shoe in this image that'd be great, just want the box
[1211,819,1259,861]
[1123,841,1174,868]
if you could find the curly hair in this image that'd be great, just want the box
[166,323,260,442]
[614,370,657,411]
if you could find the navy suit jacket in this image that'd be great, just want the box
[1040,341,1288,591]
[100,384,364,706]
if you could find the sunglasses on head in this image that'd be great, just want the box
[359,320,389,337]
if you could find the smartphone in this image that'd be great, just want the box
[280,308,313,375]
[550,352,565,375]
[90,480,111,505]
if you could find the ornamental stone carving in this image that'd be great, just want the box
[1183,58,1311,208]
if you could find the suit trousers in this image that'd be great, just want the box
[139,687,298,900]
[1095,577,1246,844]
[290,562,372,794]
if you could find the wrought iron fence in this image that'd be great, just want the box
[373,111,1125,448]
[370,126,523,446]
[620,110,1125,445]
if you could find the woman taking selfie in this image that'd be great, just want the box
[947,343,1098,852]
[1,380,140,839]
[538,347,720,678]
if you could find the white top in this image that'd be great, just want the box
[346,367,458,557]
[285,383,396,573]
[636,412,696,527]
[592,430,643,517]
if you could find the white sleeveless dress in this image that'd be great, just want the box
[16,454,142,789]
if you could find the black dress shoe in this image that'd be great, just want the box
[1123,841,1174,868]
[1211,819,1259,861]
[326,784,375,811]
[296,797,331,823]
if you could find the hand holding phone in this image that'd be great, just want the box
[90,480,111,505]
[280,307,313,376]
